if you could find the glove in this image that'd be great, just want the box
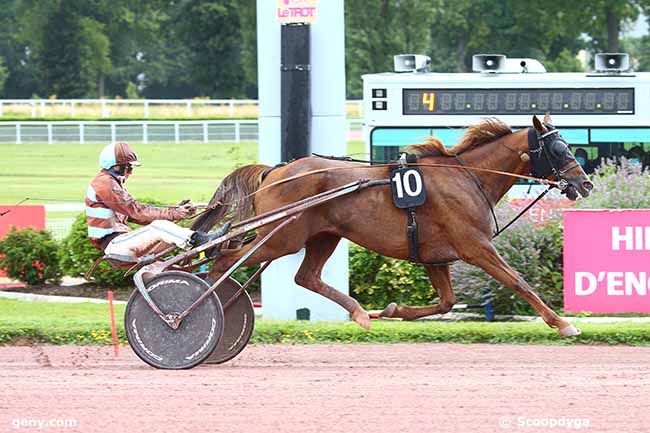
[176,203,196,219]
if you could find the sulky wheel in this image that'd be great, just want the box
[196,274,255,364]
[125,271,224,370]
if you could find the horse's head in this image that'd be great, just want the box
[529,114,593,200]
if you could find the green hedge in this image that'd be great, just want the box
[59,213,129,286]
[0,227,61,285]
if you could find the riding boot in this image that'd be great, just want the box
[189,222,231,248]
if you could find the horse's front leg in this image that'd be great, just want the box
[460,241,580,337]
[380,264,457,320]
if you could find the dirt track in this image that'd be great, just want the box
[0,343,648,433]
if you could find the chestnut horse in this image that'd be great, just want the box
[193,114,593,337]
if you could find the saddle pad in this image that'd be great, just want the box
[390,166,427,209]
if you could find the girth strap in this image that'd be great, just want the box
[395,153,422,263]
[406,207,420,263]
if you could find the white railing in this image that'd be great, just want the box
[0,119,363,144]
[0,99,364,119]
[0,120,259,144]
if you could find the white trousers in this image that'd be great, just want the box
[104,220,194,259]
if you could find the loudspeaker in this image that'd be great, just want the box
[595,53,630,72]
[472,54,506,72]
[393,54,431,73]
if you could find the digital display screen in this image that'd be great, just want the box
[402,88,635,115]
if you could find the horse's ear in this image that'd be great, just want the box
[532,115,547,133]
[543,112,552,124]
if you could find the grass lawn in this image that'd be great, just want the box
[1,140,366,205]
[1,298,649,346]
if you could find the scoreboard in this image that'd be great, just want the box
[361,68,650,187]
[402,88,635,115]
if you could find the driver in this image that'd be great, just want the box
[85,141,226,261]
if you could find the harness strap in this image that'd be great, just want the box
[493,186,552,238]
[406,208,420,262]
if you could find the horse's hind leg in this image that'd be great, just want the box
[294,233,371,330]
[462,241,579,337]
[380,264,457,320]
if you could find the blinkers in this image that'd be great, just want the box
[527,125,579,180]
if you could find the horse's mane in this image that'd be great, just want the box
[407,118,513,158]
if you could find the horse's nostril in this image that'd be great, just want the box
[583,181,594,191]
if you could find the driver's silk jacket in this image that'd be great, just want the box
[84,170,183,248]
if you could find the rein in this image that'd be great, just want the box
[207,161,561,210]
[192,158,563,236]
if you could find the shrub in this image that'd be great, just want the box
[349,201,565,315]
[0,227,61,285]
[350,244,433,310]
[576,158,650,209]
[59,213,128,286]
[451,209,565,315]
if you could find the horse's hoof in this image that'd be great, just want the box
[352,308,371,331]
[380,302,398,318]
[558,324,581,337]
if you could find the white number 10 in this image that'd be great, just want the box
[392,169,423,198]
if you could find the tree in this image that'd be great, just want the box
[428,0,588,73]
[0,0,51,97]
[346,0,434,97]
[578,0,643,53]
[79,17,112,97]
[236,0,258,97]
[175,0,246,97]
[39,1,91,97]
[0,57,8,93]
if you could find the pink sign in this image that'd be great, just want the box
[564,209,650,313]
[276,0,318,24]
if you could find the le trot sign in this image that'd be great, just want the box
[564,210,650,313]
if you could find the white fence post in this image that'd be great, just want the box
[144,101,149,118]
[40,101,46,117]
[31,102,36,118]
[229,100,234,117]
[47,123,53,144]
[16,123,21,144]
[186,101,192,117]
[101,100,108,118]
[80,123,85,144]
[110,123,116,142]
[70,101,75,117]
[235,121,241,142]
[143,123,148,144]
[203,122,208,143]
[0,101,4,116]
[174,123,180,143]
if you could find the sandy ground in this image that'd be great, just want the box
[0,343,648,433]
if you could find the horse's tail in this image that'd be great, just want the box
[191,164,271,232]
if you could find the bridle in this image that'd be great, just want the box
[528,124,580,190]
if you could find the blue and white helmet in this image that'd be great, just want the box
[99,142,142,169]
